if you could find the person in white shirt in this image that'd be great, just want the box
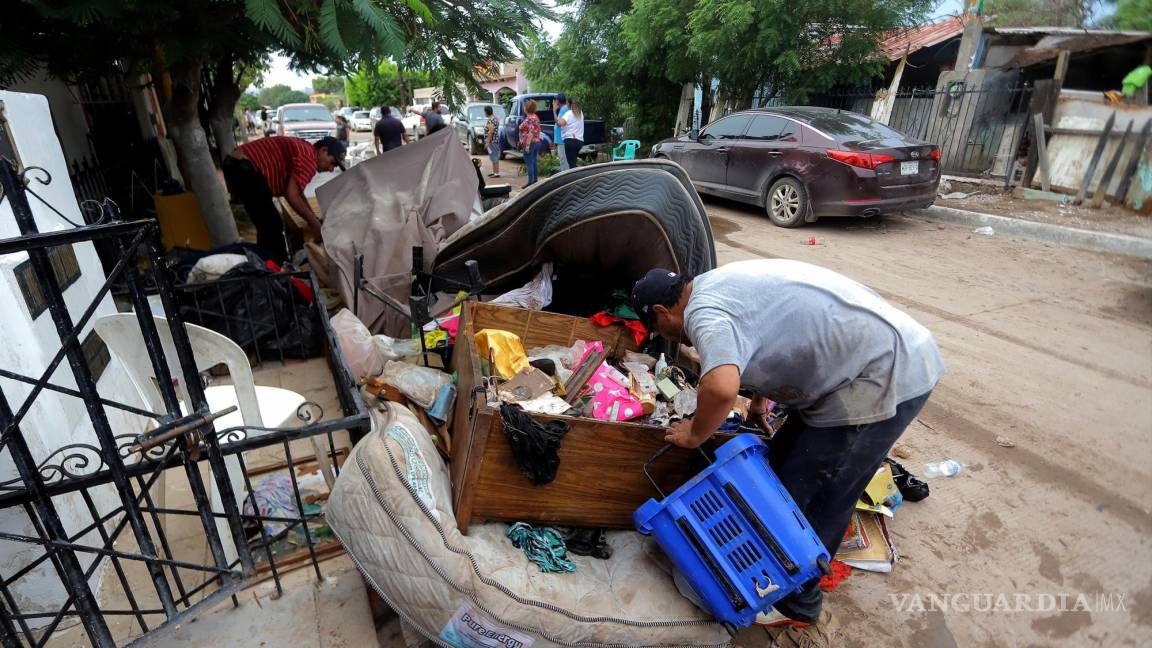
[556,97,585,171]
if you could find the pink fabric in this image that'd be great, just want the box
[587,363,645,422]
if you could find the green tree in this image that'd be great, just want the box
[346,60,431,107]
[1105,0,1151,29]
[312,75,346,95]
[239,91,263,110]
[257,84,311,107]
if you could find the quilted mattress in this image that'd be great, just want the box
[326,398,732,647]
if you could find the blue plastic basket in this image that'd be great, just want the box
[634,434,830,628]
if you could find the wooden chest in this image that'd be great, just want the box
[449,302,700,534]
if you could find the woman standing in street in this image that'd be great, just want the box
[518,99,543,185]
[484,105,502,178]
[557,97,584,170]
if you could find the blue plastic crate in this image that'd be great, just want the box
[634,434,830,628]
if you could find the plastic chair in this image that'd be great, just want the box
[612,139,641,161]
[95,313,310,561]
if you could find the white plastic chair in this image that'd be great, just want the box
[95,313,309,562]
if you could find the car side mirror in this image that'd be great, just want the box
[689,128,700,140]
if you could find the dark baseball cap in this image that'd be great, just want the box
[555,92,567,102]
[315,136,347,170]
[631,268,683,326]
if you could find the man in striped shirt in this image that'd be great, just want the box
[222,136,345,262]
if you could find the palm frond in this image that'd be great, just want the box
[320,0,349,55]
[244,0,302,47]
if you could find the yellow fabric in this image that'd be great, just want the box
[474,329,529,379]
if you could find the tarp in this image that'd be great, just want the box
[317,129,481,336]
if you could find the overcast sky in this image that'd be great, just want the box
[252,0,971,93]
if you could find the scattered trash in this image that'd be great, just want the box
[475,329,530,379]
[973,226,995,236]
[891,444,912,459]
[818,559,852,592]
[557,527,613,560]
[506,522,577,573]
[490,262,554,310]
[922,459,963,478]
[808,236,817,246]
[940,191,975,200]
[381,360,453,409]
[995,436,1016,448]
[885,458,929,502]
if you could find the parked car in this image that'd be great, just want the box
[650,106,940,227]
[276,103,338,142]
[336,106,359,122]
[351,110,373,132]
[454,102,507,154]
[368,105,403,128]
[500,93,605,160]
[402,107,426,139]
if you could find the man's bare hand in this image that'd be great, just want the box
[664,419,706,449]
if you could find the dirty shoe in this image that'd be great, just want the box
[765,608,840,648]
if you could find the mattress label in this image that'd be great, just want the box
[438,602,535,648]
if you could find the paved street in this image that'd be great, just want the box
[693,197,1151,647]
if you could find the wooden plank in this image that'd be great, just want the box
[1033,113,1051,192]
[470,412,700,529]
[1114,120,1152,203]
[1090,120,1134,208]
[1074,111,1115,206]
[1044,126,1138,138]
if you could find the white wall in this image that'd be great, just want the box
[0,91,147,629]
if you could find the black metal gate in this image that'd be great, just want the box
[0,158,368,646]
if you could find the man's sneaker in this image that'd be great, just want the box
[755,608,810,629]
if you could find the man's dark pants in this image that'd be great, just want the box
[769,391,932,623]
[221,157,290,263]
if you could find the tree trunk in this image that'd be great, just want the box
[165,60,239,246]
[699,76,713,127]
[208,55,242,162]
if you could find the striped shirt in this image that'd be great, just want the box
[237,137,317,196]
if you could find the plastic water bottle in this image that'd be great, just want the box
[654,353,668,376]
[922,460,963,478]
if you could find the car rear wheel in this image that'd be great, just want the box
[470,138,485,155]
[766,177,808,228]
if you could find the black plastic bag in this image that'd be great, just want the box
[177,263,323,359]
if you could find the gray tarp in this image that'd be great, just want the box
[317,129,481,336]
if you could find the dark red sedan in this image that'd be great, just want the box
[650,107,940,227]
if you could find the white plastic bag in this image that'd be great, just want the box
[490,262,553,310]
[382,361,452,409]
[373,335,422,363]
[332,309,383,381]
[187,254,248,284]
[526,339,585,385]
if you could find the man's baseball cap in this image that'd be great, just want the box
[631,268,682,326]
[555,92,567,102]
[315,136,347,170]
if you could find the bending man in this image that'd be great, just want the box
[630,259,945,632]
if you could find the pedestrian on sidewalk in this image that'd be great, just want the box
[335,115,350,145]
[556,97,584,171]
[484,105,502,177]
[554,93,570,172]
[222,136,345,263]
[630,259,945,637]
[373,108,408,154]
[519,99,543,186]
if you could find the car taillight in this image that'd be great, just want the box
[827,150,895,170]
[930,149,941,160]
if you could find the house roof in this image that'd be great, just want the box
[878,17,967,61]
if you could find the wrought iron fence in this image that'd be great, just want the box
[805,83,1035,181]
[0,158,368,647]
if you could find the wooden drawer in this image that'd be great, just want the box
[449,302,699,534]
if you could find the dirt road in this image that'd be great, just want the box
[695,198,1152,647]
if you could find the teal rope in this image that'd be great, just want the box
[506,522,577,573]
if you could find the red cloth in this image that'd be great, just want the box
[263,260,314,304]
[589,311,648,347]
[237,136,317,196]
[818,559,852,592]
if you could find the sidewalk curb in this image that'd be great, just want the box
[910,205,1152,260]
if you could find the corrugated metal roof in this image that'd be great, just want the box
[878,17,967,61]
[989,27,1152,37]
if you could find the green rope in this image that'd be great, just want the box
[506,522,577,573]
